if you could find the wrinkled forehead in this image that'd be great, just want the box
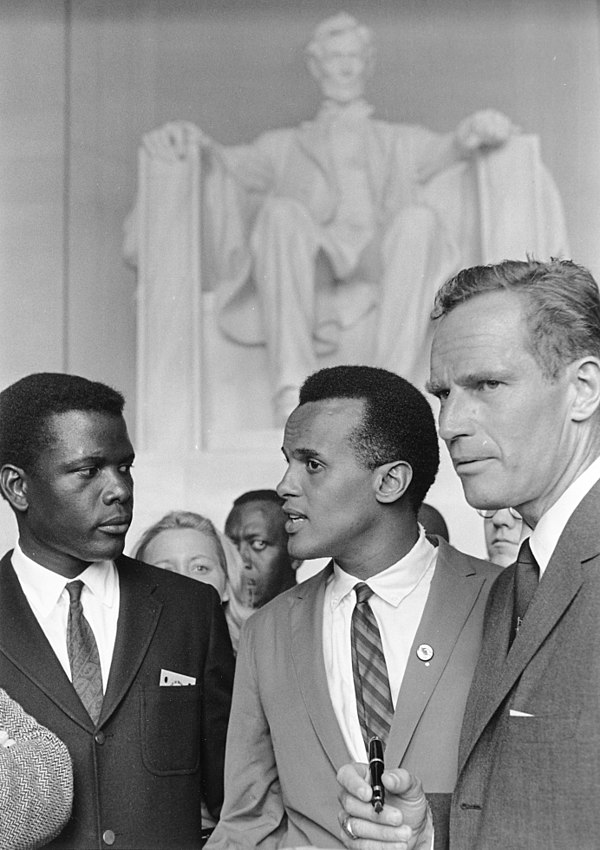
[429,291,530,377]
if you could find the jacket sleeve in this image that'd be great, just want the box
[207,617,289,849]
[200,590,235,819]
[0,688,73,850]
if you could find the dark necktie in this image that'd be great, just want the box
[511,538,540,645]
[351,582,395,747]
[66,580,104,723]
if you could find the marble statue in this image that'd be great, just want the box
[125,12,569,439]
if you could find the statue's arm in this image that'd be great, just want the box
[123,121,276,266]
[416,109,518,183]
[142,120,275,193]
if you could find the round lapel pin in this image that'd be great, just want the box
[416,643,434,663]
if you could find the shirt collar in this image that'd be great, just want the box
[12,542,119,618]
[530,454,600,572]
[329,528,436,609]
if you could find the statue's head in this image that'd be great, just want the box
[305,12,375,103]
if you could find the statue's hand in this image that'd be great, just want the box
[142,121,212,161]
[456,109,518,153]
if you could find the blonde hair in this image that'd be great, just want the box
[133,510,227,578]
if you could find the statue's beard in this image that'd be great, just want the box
[320,78,365,104]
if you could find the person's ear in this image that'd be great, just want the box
[569,357,600,422]
[0,464,29,513]
[374,461,413,504]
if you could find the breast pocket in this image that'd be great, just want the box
[508,713,578,743]
[140,685,201,775]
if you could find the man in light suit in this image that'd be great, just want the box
[207,365,500,850]
[0,373,234,848]
[0,687,73,849]
[338,258,600,849]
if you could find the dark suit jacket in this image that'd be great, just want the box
[0,552,234,850]
[451,480,600,849]
[208,539,501,850]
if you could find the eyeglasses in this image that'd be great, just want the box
[476,507,521,520]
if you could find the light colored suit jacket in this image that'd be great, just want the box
[0,687,73,850]
[208,539,501,850]
[451,480,600,849]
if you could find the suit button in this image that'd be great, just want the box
[94,731,106,745]
[102,829,115,845]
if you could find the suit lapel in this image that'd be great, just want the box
[0,552,94,730]
[386,541,486,767]
[290,563,352,770]
[99,556,162,724]
[459,482,600,771]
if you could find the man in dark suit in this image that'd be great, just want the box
[0,372,234,849]
[337,258,600,849]
[208,365,500,850]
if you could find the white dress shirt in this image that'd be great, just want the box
[11,542,120,688]
[323,527,437,761]
[529,454,600,576]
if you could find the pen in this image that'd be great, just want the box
[368,736,385,813]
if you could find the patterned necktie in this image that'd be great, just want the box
[511,538,540,644]
[66,581,104,723]
[351,582,395,747]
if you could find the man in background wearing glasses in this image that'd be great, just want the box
[478,507,527,569]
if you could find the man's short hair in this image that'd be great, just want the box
[298,365,439,510]
[231,489,284,509]
[0,372,124,471]
[306,12,374,65]
[432,258,600,380]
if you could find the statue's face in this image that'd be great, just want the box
[315,29,368,103]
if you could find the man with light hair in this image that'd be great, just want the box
[131,13,516,423]
[337,258,600,850]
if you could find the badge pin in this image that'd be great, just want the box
[416,643,434,663]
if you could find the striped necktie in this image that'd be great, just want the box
[351,582,394,747]
[66,580,104,723]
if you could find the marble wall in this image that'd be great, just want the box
[0,0,599,555]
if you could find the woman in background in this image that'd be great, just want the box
[133,510,252,652]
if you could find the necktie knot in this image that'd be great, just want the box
[354,582,374,605]
[66,580,84,604]
[516,538,536,567]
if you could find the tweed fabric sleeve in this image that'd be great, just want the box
[0,688,73,850]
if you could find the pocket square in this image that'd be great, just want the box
[509,708,534,717]
[160,668,196,687]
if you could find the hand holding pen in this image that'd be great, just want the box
[368,736,385,813]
